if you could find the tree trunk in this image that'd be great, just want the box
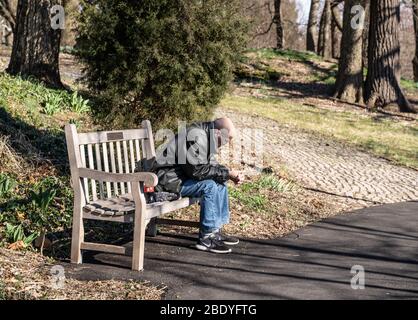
[273,0,283,49]
[365,0,416,113]
[331,1,343,59]
[331,1,343,31]
[413,0,418,82]
[318,0,332,58]
[331,15,339,59]
[362,0,370,68]
[307,0,320,52]
[7,0,63,88]
[334,0,366,104]
[4,29,13,46]
[0,0,16,32]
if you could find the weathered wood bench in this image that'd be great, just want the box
[65,120,199,271]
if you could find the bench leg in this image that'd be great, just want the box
[132,182,147,271]
[146,217,158,237]
[71,192,84,264]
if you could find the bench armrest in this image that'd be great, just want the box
[78,168,158,187]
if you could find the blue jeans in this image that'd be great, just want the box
[180,179,229,235]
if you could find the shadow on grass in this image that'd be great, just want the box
[235,50,337,100]
[0,107,68,174]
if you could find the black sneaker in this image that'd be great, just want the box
[215,231,239,246]
[195,233,232,254]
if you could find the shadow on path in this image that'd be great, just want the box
[65,201,418,300]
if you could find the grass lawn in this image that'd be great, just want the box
[221,95,418,169]
[227,48,418,170]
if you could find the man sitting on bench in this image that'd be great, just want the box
[153,117,243,253]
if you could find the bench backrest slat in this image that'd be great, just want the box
[94,143,105,198]
[122,140,131,193]
[87,144,97,201]
[65,121,155,203]
[79,144,90,201]
[116,141,126,194]
[101,142,112,197]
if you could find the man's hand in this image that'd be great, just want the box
[229,170,244,185]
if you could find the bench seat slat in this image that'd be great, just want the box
[82,195,199,220]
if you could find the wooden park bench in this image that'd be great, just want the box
[65,120,199,271]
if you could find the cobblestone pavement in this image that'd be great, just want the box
[217,109,418,206]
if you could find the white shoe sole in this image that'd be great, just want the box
[195,243,232,254]
[222,240,239,246]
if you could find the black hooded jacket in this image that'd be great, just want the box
[139,121,229,194]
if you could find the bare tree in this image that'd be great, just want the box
[248,0,302,49]
[0,0,16,30]
[318,0,333,58]
[365,0,416,112]
[362,0,370,67]
[331,0,343,30]
[273,0,283,49]
[307,0,320,51]
[412,0,418,81]
[331,0,343,58]
[0,0,16,45]
[7,0,64,88]
[283,0,305,50]
[334,0,366,104]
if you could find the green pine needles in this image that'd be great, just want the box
[75,0,248,129]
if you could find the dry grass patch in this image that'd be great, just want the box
[159,163,341,239]
[0,136,27,174]
[0,248,164,300]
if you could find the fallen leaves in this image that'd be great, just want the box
[16,212,26,222]
[0,248,164,300]
[7,241,26,251]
